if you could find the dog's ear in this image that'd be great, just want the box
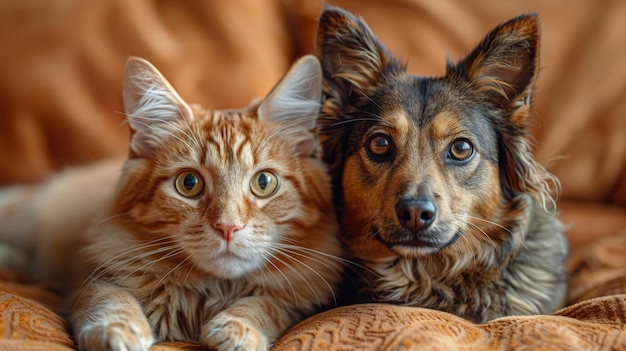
[450,15,557,209]
[450,14,540,112]
[316,6,403,207]
[316,6,400,104]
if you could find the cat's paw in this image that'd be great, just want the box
[202,315,268,351]
[77,320,154,351]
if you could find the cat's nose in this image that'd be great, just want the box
[212,223,243,242]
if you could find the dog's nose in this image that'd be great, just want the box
[396,195,437,232]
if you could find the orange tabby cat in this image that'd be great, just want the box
[0,55,343,351]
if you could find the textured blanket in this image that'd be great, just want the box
[0,231,624,350]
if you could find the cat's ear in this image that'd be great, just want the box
[258,55,322,156]
[123,57,194,158]
[316,6,399,104]
[448,14,540,113]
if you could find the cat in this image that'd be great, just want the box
[0,55,343,351]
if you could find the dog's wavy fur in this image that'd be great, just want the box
[316,6,568,323]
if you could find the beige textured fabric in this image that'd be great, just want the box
[274,296,626,350]
[0,0,625,350]
[0,233,624,351]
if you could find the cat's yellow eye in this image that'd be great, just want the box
[250,171,279,198]
[174,170,204,198]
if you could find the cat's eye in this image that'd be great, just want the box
[174,170,204,198]
[250,171,279,198]
[448,139,475,162]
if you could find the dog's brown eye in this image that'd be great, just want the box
[368,135,391,156]
[449,139,474,161]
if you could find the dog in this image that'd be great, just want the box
[316,6,568,323]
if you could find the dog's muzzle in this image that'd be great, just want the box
[395,194,437,232]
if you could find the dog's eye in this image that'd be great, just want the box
[368,135,391,156]
[448,139,474,161]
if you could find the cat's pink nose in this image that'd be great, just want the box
[212,223,242,242]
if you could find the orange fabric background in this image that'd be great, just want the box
[1,0,624,249]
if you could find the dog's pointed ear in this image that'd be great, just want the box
[450,14,540,114]
[451,15,557,208]
[316,6,399,103]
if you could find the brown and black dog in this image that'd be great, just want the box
[316,6,568,323]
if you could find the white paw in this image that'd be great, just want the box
[78,320,154,351]
[202,315,268,351]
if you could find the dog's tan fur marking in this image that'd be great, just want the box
[430,111,469,141]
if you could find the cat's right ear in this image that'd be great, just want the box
[258,55,322,157]
[123,57,193,158]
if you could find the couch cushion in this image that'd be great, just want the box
[273,295,626,350]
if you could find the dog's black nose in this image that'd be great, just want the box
[396,195,437,232]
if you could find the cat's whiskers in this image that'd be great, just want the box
[73,239,184,305]
[149,252,193,302]
[278,247,341,307]
[132,246,186,292]
[253,256,286,295]
[180,257,197,289]
[260,255,299,308]
[72,239,177,309]
[264,249,325,308]
[88,239,174,282]
[95,211,131,230]
[279,237,380,282]
[272,243,342,284]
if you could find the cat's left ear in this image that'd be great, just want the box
[123,57,194,158]
[258,55,322,157]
